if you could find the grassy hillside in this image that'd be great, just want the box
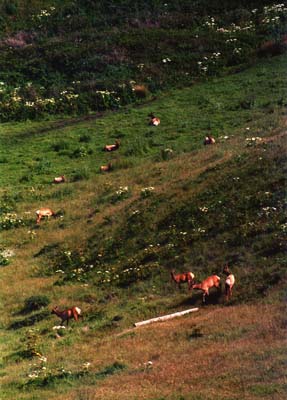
[0,48,286,399]
[0,1,287,399]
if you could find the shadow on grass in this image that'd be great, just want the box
[9,311,50,330]
[4,350,33,364]
[174,290,223,307]
[21,361,127,389]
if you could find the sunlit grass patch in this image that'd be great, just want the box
[248,383,284,396]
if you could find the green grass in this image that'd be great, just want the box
[0,52,286,400]
[1,54,286,188]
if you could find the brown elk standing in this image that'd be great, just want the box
[223,265,235,301]
[36,207,55,224]
[51,306,82,326]
[170,270,195,290]
[191,275,221,303]
[104,140,120,152]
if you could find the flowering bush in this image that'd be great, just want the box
[161,148,174,160]
[0,254,10,266]
[261,3,287,35]
[0,248,14,266]
[0,213,25,230]
[141,187,155,198]
[111,186,129,203]
[197,52,222,76]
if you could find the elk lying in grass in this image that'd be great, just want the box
[36,207,55,224]
[191,275,221,303]
[204,135,216,145]
[53,175,66,184]
[170,270,195,290]
[133,84,148,98]
[223,265,235,301]
[148,113,160,126]
[104,139,120,152]
[100,162,112,172]
[51,306,82,326]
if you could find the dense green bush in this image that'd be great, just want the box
[23,296,50,313]
[0,1,285,121]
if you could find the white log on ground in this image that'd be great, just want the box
[134,308,199,327]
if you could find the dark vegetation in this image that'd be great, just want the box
[0,0,286,121]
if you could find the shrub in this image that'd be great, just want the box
[70,169,90,181]
[111,186,129,203]
[160,148,174,161]
[79,134,91,143]
[70,146,92,158]
[23,296,50,313]
[51,141,70,152]
[32,159,52,174]
[0,213,25,230]
[0,254,10,266]
[19,174,33,183]
[140,186,155,198]
[3,1,18,15]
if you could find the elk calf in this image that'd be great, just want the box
[170,270,195,290]
[51,306,82,326]
[223,265,235,301]
[191,275,221,303]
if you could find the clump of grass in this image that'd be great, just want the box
[70,146,93,158]
[0,212,26,230]
[70,169,90,182]
[79,134,91,143]
[0,249,11,266]
[9,311,50,330]
[51,141,70,152]
[94,361,126,379]
[22,361,126,389]
[21,296,50,314]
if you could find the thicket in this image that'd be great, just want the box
[0,0,286,121]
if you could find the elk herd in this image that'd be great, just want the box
[52,265,234,327]
[36,111,227,327]
[171,265,235,304]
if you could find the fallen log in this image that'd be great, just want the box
[134,308,199,327]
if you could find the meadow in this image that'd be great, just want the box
[0,1,287,399]
[0,53,286,399]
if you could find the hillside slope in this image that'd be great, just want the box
[0,52,286,399]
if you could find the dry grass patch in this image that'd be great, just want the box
[35,301,286,400]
